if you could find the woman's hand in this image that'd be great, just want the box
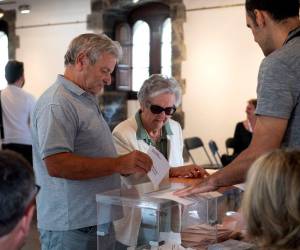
[169,164,209,178]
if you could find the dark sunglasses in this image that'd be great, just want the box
[149,104,176,115]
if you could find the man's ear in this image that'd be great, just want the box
[12,205,35,250]
[20,205,35,237]
[75,53,88,71]
[254,9,266,28]
[140,103,146,113]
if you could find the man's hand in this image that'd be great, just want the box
[173,176,218,196]
[115,150,153,175]
[169,164,209,178]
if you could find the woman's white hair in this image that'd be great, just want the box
[137,74,182,107]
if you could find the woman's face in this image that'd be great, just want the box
[141,93,176,132]
[246,102,256,119]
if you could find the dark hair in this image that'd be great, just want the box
[0,150,35,237]
[248,98,257,108]
[5,60,24,84]
[245,0,300,21]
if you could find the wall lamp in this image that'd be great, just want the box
[18,4,30,14]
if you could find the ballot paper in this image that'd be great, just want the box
[147,146,170,188]
[148,189,197,206]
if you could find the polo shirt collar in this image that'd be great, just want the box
[284,26,300,45]
[57,74,97,102]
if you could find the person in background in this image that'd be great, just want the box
[0,60,35,165]
[0,150,38,250]
[242,149,300,250]
[221,99,257,166]
[112,74,207,248]
[31,33,152,250]
[175,0,300,196]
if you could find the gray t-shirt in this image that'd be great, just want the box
[31,75,120,230]
[256,27,300,148]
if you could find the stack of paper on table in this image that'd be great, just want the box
[181,224,233,250]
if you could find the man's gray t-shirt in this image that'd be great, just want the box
[31,75,120,230]
[256,27,300,148]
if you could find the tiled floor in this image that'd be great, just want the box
[22,216,40,250]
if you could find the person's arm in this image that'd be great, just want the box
[44,150,152,180]
[169,164,208,178]
[175,115,287,195]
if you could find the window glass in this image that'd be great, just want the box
[0,31,8,90]
[132,20,150,91]
[161,18,172,77]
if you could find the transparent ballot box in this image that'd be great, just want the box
[96,183,243,250]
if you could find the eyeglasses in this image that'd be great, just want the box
[23,184,40,215]
[34,184,41,197]
[149,104,176,115]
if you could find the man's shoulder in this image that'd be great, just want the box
[265,38,300,65]
[33,83,68,117]
[20,88,36,103]
[37,82,74,105]
[3,85,35,102]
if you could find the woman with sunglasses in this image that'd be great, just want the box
[112,74,207,248]
[113,74,207,181]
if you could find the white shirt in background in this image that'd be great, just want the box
[1,85,35,145]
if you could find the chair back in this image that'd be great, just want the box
[184,137,213,165]
[184,137,204,150]
[225,137,235,155]
[208,140,223,168]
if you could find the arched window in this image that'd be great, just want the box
[132,20,150,91]
[0,31,8,90]
[161,17,172,77]
[114,2,171,92]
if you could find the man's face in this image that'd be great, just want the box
[80,52,117,96]
[246,12,274,56]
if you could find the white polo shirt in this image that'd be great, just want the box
[1,84,36,145]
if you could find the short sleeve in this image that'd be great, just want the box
[36,104,77,159]
[256,57,298,119]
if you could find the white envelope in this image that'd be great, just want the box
[147,145,170,188]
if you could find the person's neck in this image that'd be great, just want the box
[148,129,161,140]
[140,114,161,141]
[0,235,18,250]
[248,116,256,128]
[12,80,23,88]
[272,17,300,49]
[64,67,77,84]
